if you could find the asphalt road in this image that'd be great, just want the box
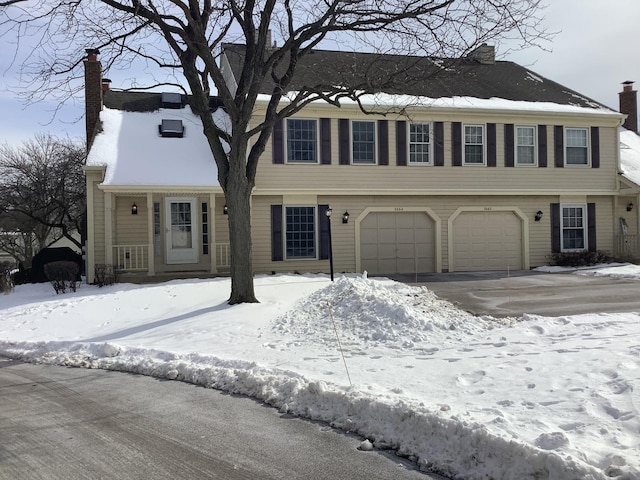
[0,358,445,480]
[391,270,640,317]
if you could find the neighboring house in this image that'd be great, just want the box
[84,44,634,284]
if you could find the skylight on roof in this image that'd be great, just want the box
[161,92,183,109]
[159,119,185,138]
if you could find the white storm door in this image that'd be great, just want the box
[165,197,198,264]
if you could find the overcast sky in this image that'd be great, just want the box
[1,0,639,147]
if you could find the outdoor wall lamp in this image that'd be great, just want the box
[534,210,543,222]
[627,203,634,212]
[131,203,138,215]
[223,204,228,215]
[342,211,350,224]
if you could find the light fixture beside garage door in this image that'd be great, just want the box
[535,210,543,222]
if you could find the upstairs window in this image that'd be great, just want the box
[286,119,318,163]
[464,124,484,165]
[516,126,536,165]
[565,128,589,165]
[351,120,376,164]
[409,123,432,165]
[561,205,586,251]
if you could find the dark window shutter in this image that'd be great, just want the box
[554,125,564,168]
[551,203,561,253]
[318,204,330,260]
[591,127,600,168]
[271,205,283,261]
[587,203,597,252]
[538,125,547,168]
[434,121,444,166]
[396,121,407,166]
[272,119,284,164]
[487,123,496,167]
[504,124,514,167]
[320,118,331,165]
[452,122,462,166]
[378,120,389,165]
[339,119,350,165]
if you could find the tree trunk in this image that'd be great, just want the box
[225,157,258,304]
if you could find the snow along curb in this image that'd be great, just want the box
[0,340,607,480]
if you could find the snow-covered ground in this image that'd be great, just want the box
[1,266,639,480]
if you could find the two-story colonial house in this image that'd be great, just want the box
[83,44,637,284]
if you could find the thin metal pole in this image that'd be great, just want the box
[328,216,334,281]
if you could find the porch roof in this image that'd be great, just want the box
[86,105,221,187]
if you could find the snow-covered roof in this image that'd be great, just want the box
[619,128,640,186]
[261,92,620,118]
[86,105,222,187]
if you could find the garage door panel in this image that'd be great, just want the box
[360,211,436,275]
[453,211,522,272]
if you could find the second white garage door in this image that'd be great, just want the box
[360,212,435,275]
[452,211,523,271]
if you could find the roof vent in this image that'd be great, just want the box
[161,92,183,109]
[159,119,185,138]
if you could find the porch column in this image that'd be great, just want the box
[209,192,217,274]
[147,192,155,276]
[104,192,114,265]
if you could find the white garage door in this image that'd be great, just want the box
[452,211,522,271]
[360,212,435,275]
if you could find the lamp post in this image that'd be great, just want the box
[325,207,334,281]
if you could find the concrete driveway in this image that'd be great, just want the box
[388,270,640,317]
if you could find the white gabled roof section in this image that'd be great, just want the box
[620,128,640,187]
[86,106,223,187]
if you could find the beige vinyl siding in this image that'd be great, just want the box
[255,117,619,193]
[250,194,616,274]
[115,196,148,246]
[92,179,106,265]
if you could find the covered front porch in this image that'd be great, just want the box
[88,187,230,283]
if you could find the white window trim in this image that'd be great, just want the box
[564,127,590,167]
[463,123,486,166]
[285,118,319,164]
[515,125,538,167]
[351,120,377,165]
[560,203,588,252]
[408,122,433,166]
[283,205,318,261]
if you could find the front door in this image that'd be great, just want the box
[165,197,198,264]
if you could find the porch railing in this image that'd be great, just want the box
[216,243,231,269]
[614,234,640,260]
[113,245,149,271]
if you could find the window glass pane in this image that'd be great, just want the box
[153,202,161,257]
[464,125,484,164]
[409,123,431,163]
[285,206,316,259]
[171,202,192,249]
[565,128,588,165]
[516,126,535,165]
[352,121,375,164]
[562,206,585,250]
[286,119,317,163]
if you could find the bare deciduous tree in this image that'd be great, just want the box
[0,134,85,266]
[1,0,550,303]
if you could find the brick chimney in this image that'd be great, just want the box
[620,81,637,133]
[467,43,495,65]
[84,48,102,150]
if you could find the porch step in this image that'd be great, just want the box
[116,271,229,285]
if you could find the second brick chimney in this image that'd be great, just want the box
[467,43,495,65]
[84,48,103,150]
[619,80,637,133]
